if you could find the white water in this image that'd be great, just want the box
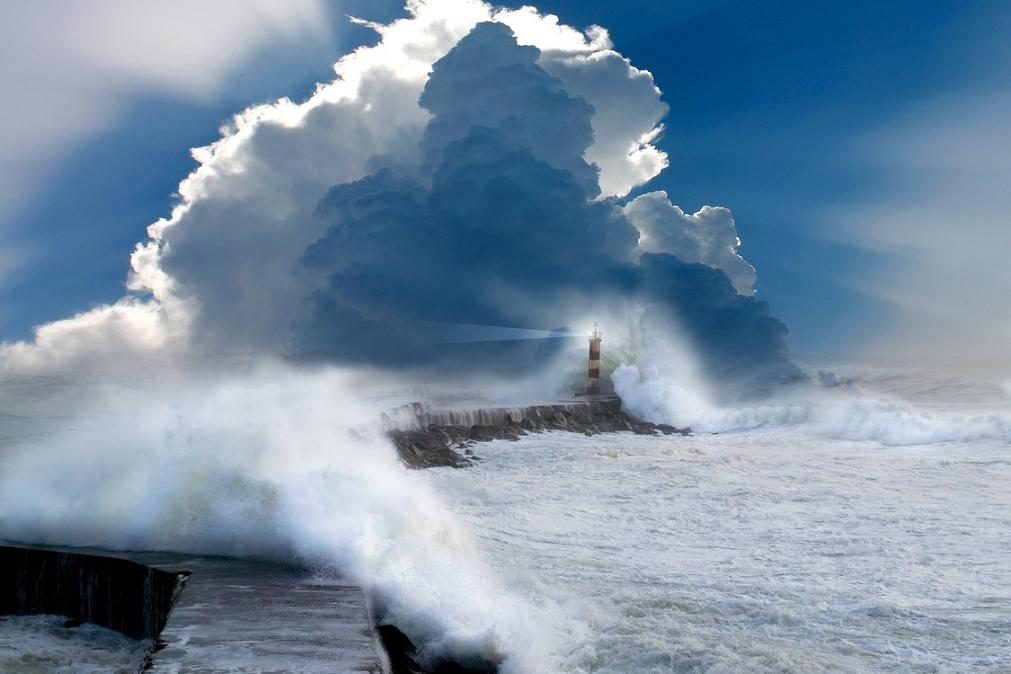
[0,615,148,673]
[0,363,558,672]
[429,412,1011,671]
[1,363,1009,672]
[418,369,1011,671]
[612,365,1011,444]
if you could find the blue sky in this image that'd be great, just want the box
[2,0,1008,371]
[528,0,1010,366]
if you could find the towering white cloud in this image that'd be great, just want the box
[538,50,669,198]
[1,0,779,384]
[623,191,757,295]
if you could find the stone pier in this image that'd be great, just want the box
[386,395,690,469]
[1,544,387,673]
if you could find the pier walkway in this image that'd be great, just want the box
[143,553,386,674]
[1,544,386,674]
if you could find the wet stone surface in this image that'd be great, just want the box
[389,398,689,469]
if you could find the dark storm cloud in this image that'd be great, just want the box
[418,22,600,195]
[635,254,799,388]
[292,22,801,389]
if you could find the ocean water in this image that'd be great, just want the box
[423,375,1011,672]
[0,365,1008,672]
[0,615,148,673]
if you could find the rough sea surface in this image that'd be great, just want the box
[0,615,148,673]
[0,369,1008,673]
[427,375,1011,672]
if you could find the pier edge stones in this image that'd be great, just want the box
[388,397,690,469]
[0,544,187,642]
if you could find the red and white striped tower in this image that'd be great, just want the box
[586,322,602,395]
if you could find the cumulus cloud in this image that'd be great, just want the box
[634,254,793,387]
[538,49,669,198]
[418,22,599,194]
[295,21,796,388]
[0,300,177,374]
[1,0,799,392]
[624,191,757,294]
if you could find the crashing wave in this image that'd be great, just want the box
[614,364,1011,445]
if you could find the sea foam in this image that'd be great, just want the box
[0,362,565,672]
[613,363,1011,445]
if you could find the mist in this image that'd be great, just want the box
[0,360,586,671]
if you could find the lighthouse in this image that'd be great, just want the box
[586,323,602,395]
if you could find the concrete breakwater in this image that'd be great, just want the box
[0,543,186,642]
[378,622,497,674]
[387,396,690,469]
[1,400,685,673]
[1,545,386,673]
[142,554,385,673]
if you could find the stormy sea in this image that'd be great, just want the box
[429,370,1011,672]
[1,360,1008,673]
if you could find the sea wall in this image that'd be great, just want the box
[378,622,498,674]
[388,397,689,468]
[0,544,188,641]
[144,554,384,673]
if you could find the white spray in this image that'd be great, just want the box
[609,319,1011,445]
[0,361,573,672]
